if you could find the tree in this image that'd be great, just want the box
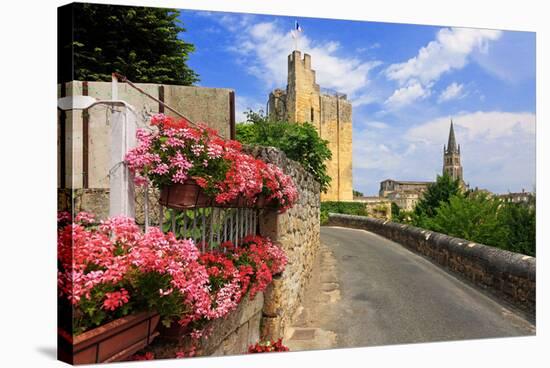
[69,3,199,85]
[413,173,462,227]
[236,110,332,192]
[498,201,536,256]
[425,193,506,247]
[391,202,400,218]
[353,190,364,198]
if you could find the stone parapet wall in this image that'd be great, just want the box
[327,213,536,317]
[244,146,321,340]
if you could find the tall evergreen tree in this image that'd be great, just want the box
[67,3,198,85]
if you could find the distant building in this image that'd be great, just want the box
[379,180,433,211]
[353,196,392,220]
[443,120,466,188]
[497,189,535,204]
[379,121,465,211]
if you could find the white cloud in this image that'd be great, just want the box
[387,28,502,85]
[365,121,389,129]
[385,81,431,107]
[384,27,501,107]
[221,19,381,102]
[405,111,535,193]
[356,43,380,53]
[353,111,535,195]
[438,82,467,103]
[407,111,535,143]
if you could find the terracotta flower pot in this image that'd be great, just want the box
[255,194,278,210]
[157,319,192,342]
[216,194,249,208]
[159,180,213,209]
[255,194,267,208]
[59,311,160,365]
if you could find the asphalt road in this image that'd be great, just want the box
[317,226,535,348]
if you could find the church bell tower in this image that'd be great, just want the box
[443,120,464,186]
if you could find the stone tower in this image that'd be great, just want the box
[443,120,464,185]
[267,51,353,201]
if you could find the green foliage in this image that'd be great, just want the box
[425,193,505,246]
[423,193,536,256]
[413,173,462,227]
[403,173,535,256]
[162,207,225,248]
[353,189,364,197]
[236,110,333,192]
[498,200,536,256]
[320,201,368,225]
[70,283,131,335]
[129,271,188,328]
[71,3,199,85]
[320,210,329,225]
[391,202,400,218]
[391,202,413,223]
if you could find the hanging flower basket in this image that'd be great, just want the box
[216,194,251,208]
[59,311,160,365]
[254,194,279,210]
[159,180,214,209]
[125,114,298,213]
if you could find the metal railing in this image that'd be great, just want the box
[111,71,262,250]
[140,183,259,251]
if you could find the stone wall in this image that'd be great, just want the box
[151,293,264,358]
[244,146,321,340]
[326,213,536,317]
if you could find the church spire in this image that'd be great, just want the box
[447,120,458,153]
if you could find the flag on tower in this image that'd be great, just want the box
[291,20,303,39]
[291,21,303,50]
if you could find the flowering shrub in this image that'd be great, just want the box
[124,114,298,212]
[57,212,212,334]
[222,235,288,299]
[58,212,287,338]
[248,338,289,353]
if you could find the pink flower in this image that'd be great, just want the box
[102,289,130,311]
[176,346,196,358]
[75,212,95,225]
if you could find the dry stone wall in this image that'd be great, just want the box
[244,146,321,340]
[327,213,536,317]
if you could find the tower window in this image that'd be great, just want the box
[310,107,314,122]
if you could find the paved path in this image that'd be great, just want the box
[285,226,535,351]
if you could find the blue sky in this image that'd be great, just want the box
[178,10,536,195]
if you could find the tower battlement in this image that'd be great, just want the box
[288,50,312,69]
